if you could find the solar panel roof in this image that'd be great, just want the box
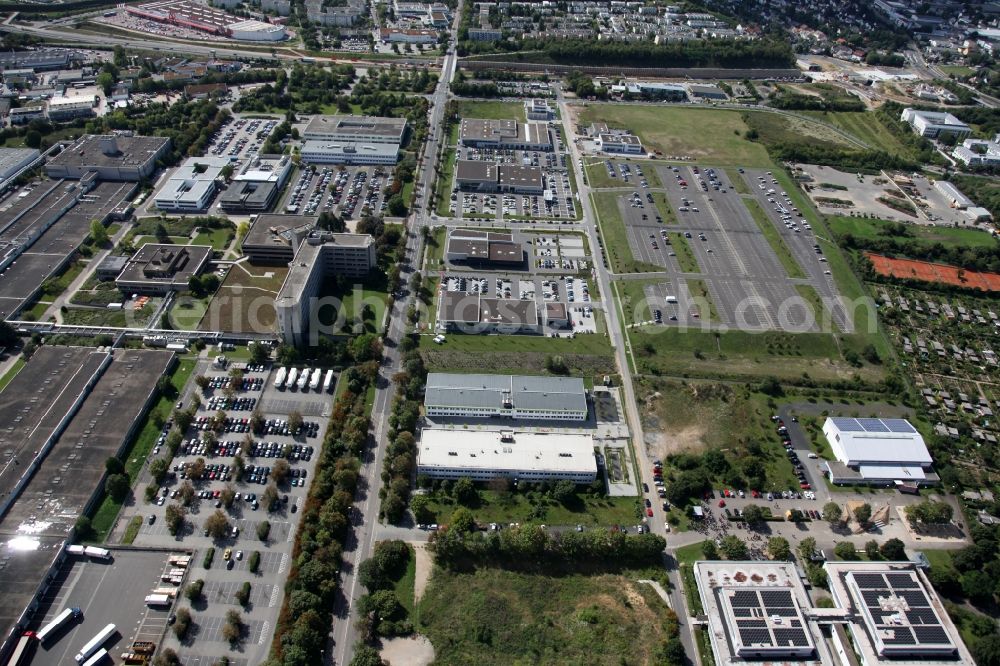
[830,417,917,434]
[847,569,955,652]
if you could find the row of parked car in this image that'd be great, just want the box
[206,396,257,412]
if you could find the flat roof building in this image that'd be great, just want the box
[901,108,972,140]
[822,417,937,486]
[417,428,597,483]
[424,373,587,421]
[436,290,541,334]
[46,95,95,121]
[45,134,170,182]
[242,214,315,264]
[445,228,523,266]
[275,231,376,346]
[455,160,545,194]
[595,132,643,155]
[219,179,279,212]
[694,561,835,665]
[0,148,39,187]
[115,243,213,295]
[459,118,552,151]
[303,115,407,145]
[153,155,228,212]
[300,140,399,165]
[688,84,729,100]
[825,561,975,665]
[524,99,555,120]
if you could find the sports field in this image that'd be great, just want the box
[867,253,1000,292]
[576,105,772,167]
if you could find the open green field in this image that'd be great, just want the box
[744,197,806,279]
[420,568,673,666]
[420,330,611,356]
[827,215,999,249]
[666,232,698,273]
[577,105,772,167]
[90,357,197,542]
[938,65,975,78]
[799,110,915,158]
[592,192,663,273]
[743,111,858,151]
[617,279,661,326]
[422,488,641,527]
[455,100,526,121]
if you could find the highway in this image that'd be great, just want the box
[555,87,702,664]
[329,15,459,666]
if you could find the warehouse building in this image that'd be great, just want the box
[46,134,170,182]
[275,231,376,345]
[825,561,975,665]
[445,228,524,266]
[900,108,971,140]
[153,156,228,212]
[694,561,835,665]
[241,214,315,264]
[821,417,938,486]
[459,118,552,151]
[416,428,597,483]
[0,148,40,188]
[424,373,588,420]
[687,84,729,100]
[115,243,213,295]
[454,160,545,194]
[436,291,540,334]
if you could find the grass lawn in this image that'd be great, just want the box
[674,540,707,614]
[425,225,447,270]
[727,169,751,194]
[743,111,858,150]
[454,100,526,121]
[583,158,663,190]
[687,278,718,322]
[420,330,616,377]
[63,303,158,328]
[422,489,641,527]
[651,191,677,225]
[169,295,212,331]
[577,105,772,167]
[122,516,142,545]
[420,330,611,356]
[938,65,975,78]
[199,263,288,334]
[395,544,417,619]
[89,357,197,542]
[592,191,663,274]
[419,568,674,666]
[794,284,835,331]
[743,197,807,279]
[40,258,87,300]
[193,226,235,251]
[23,299,53,321]
[827,215,999,250]
[0,358,26,393]
[617,279,662,325]
[665,232,699,273]
[317,279,390,335]
[435,145,457,217]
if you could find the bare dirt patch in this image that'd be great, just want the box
[412,541,433,602]
[380,635,436,666]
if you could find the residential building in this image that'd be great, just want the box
[416,428,597,482]
[424,373,588,420]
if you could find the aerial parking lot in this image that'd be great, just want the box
[119,360,333,665]
[612,162,849,333]
[282,164,390,220]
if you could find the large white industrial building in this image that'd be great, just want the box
[822,417,937,486]
[424,373,588,421]
[900,108,971,140]
[153,156,229,212]
[416,428,597,482]
[300,115,406,165]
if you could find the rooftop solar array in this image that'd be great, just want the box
[847,570,956,655]
[723,587,814,654]
[830,417,917,434]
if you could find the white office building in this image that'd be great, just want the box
[822,417,937,485]
[900,108,971,140]
[153,156,229,212]
[416,428,597,482]
[300,140,399,165]
[953,134,1000,168]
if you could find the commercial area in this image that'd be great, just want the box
[445,228,524,267]
[275,231,376,345]
[900,108,972,140]
[424,373,588,420]
[241,214,315,264]
[0,347,173,656]
[126,0,287,41]
[694,560,973,666]
[153,156,230,212]
[115,243,214,295]
[45,135,170,181]
[822,417,938,486]
[454,160,545,195]
[416,428,597,482]
[589,122,644,155]
[300,115,407,165]
[459,118,553,151]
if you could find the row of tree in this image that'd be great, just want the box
[380,336,426,523]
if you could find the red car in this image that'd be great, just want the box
[800,483,812,490]
[646,508,654,517]
[718,500,726,508]
[751,490,760,498]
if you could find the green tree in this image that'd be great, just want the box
[257,520,271,541]
[449,507,476,533]
[822,501,843,524]
[741,504,767,524]
[97,71,115,96]
[767,536,791,561]
[203,509,229,539]
[453,477,478,505]
[865,540,881,560]
[105,473,130,502]
[798,537,817,562]
[185,578,204,602]
[90,219,109,246]
[24,130,41,149]
[720,535,748,560]
[105,456,124,475]
[149,458,169,484]
[387,194,407,217]
[834,542,858,560]
[349,645,387,666]
[880,538,906,560]
[410,494,434,524]
[854,503,872,526]
[701,540,720,560]
[165,504,186,536]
